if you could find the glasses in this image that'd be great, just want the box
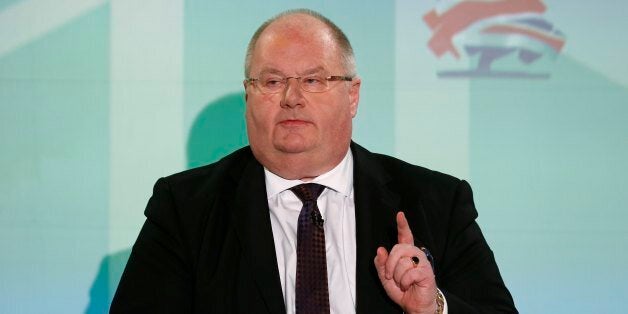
[245,74,353,94]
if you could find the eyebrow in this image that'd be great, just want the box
[258,68,284,76]
[257,66,327,77]
[300,66,326,76]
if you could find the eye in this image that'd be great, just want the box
[262,76,285,89]
[301,76,325,87]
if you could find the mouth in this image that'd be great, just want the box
[278,119,311,127]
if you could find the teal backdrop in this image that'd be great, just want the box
[1,1,626,313]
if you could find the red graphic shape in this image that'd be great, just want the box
[423,0,546,58]
[482,24,565,53]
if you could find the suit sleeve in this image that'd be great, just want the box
[110,178,193,313]
[437,180,518,313]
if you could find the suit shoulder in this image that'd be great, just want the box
[371,152,461,188]
[141,146,255,245]
[351,142,463,195]
[157,146,254,198]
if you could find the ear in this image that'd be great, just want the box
[348,77,361,117]
[243,80,249,102]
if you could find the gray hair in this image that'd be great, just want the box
[244,9,356,77]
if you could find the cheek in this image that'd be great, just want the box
[246,108,262,136]
[323,102,352,134]
[246,102,274,134]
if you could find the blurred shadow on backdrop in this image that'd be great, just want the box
[187,92,249,168]
[85,249,130,314]
[85,91,248,313]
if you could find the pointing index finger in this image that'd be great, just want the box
[396,211,414,245]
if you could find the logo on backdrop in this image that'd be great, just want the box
[423,0,565,79]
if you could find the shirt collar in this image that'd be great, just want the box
[264,149,354,199]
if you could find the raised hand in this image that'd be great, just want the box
[373,212,438,314]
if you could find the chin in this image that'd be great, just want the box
[273,140,312,154]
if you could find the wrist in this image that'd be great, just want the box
[434,288,445,314]
[403,289,444,314]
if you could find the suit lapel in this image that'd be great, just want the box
[225,144,405,314]
[351,143,403,314]
[230,156,286,314]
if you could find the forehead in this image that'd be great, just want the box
[249,15,344,74]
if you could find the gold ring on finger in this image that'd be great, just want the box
[410,256,420,267]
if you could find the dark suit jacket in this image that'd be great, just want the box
[111,142,517,313]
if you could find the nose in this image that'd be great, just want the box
[280,77,304,109]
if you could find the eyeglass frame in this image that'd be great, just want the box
[244,75,354,94]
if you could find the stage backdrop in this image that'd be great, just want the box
[1,1,626,313]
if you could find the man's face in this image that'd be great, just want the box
[245,16,360,179]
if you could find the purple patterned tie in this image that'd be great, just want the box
[290,183,329,314]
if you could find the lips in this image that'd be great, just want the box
[278,119,311,127]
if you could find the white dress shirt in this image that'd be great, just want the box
[265,149,356,314]
[264,149,448,314]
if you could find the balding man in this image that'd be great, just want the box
[111,9,517,314]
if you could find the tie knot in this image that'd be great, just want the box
[290,183,325,202]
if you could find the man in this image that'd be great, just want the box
[111,9,517,314]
